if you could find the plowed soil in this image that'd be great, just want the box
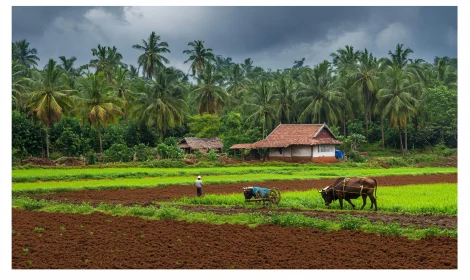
[34,174,457,206]
[12,209,457,269]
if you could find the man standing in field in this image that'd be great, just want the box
[195,175,203,197]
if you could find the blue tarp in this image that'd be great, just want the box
[335,150,344,159]
[252,186,270,198]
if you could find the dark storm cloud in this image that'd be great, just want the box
[12,6,127,40]
[11,6,457,71]
[199,7,370,54]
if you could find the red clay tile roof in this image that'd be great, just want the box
[249,124,342,148]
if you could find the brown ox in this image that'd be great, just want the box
[319,177,378,210]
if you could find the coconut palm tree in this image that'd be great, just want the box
[75,72,123,153]
[350,48,378,141]
[131,67,187,137]
[274,76,297,124]
[241,58,254,74]
[28,59,74,158]
[12,60,33,112]
[183,40,215,78]
[297,61,345,125]
[330,45,360,73]
[226,64,249,108]
[132,32,171,79]
[89,44,124,83]
[128,64,140,79]
[376,65,422,155]
[12,40,40,68]
[244,81,277,138]
[190,62,228,115]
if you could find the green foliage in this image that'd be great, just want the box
[338,214,369,230]
[133,144,155,161]
[104,143,132,162]
[12,111,43,158]
[206,149,219,161]
[156,143,184,160]
[187,113,221,137]
[14,197,46,211]
[141,159,187,168]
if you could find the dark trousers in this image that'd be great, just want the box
[197,187,202,197]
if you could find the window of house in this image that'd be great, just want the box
[278,148,283,154]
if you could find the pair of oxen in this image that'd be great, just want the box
[319,177,378,210]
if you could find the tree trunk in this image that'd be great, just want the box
[398,127,404,156]
[45,126,50,159]
[381,118,385,148]
[343,109,346,137]
[404,116,408,154]
[98,123,103,154]
[363,84,369,142]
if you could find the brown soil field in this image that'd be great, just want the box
[34,174,457,206]
[12,209,457,269]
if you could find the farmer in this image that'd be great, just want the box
[195,175,203,197]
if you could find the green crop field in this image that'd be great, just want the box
[12,166,456,194]
[173,183,457,215]
[12,166,456,183]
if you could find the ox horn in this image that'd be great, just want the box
[318,190,322,193]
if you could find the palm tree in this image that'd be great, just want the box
[376,65,422,155]
[330,45,360,73]
[380,44,423,151]
[12,60,33,111]
[241,58,254,74]
[58,56,77,73]
[128,64,140,79]
[350,48,378,142]
[89,44,123,83]
[226,64,249,108]
[75,72,123,153]
[131,67,187,137]
[190,62,228,115]
[12,40,40,68]
[132,32,171,79]
[183,40,215,78]
[28,59,74,158]
[274,76,297,123]
[297,61,345,124]
[244,81,277,138]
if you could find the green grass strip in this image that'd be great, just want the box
[172,183,457,215]
[11,197,456,240]
[12,166,456,183]
[12,167,456,194]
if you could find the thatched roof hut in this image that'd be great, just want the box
[177,137,223,154]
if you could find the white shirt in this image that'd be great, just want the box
[195,179,203,188]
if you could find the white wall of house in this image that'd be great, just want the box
[291,145,312,157]
[313,145,335,157]
[269,146,292,158]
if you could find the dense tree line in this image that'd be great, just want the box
[11,34,457,162]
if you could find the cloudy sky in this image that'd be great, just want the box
[12,6,457,72]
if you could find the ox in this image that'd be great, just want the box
[319,177,378,210]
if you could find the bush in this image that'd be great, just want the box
[133,144,155,162]
[206,149,218,162]
[140,159,187,168]
[85,151,97,165]
[103,144,132,163]
[156,143,184,160]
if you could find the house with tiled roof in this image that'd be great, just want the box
[230,124,342,162]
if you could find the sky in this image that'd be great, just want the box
[11,6,458,72]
